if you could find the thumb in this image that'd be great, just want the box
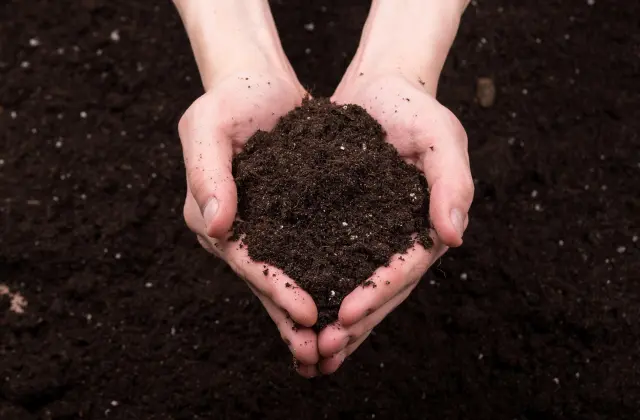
[179,115,237,239]
[421,115,474,247]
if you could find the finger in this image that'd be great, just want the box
[296,362,319,379]
[344,329,372,357]
[249,284,319,366]
[318,349,347,375]
[225,243,318,328]
[318,323,350,358]
[345,283,414,340]
[420,105,474,247]
[179,98,237,238]
[320,277,416,358]
[338,239,446,326]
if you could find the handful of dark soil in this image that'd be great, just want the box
[232,99,432,329]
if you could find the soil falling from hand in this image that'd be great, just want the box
[232,99,433,329]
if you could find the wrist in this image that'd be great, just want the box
[174,0,296,91]
[342,0,468,95]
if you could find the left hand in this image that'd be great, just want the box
[316,72,474,374]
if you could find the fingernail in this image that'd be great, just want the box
[203,198,219,232]
[450,208,465,238]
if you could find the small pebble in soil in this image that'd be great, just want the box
[617,246,626,254]
[304,22,315,31]
[553,377,560,385]
[587,0,595,5]
[531,190,538,198]
[476,77,496,108]
[632,235,638,243]
[29,37,40,47]
[0,159,4,166]
[80,111,87,119]
[111,401,119,407]
[559,240,564,246]
[305,48,311,54]
[145,282,153,288]
[534,203,543,212]
[115,253,122,260]
[460,273,468,280]
[110,30,120,42]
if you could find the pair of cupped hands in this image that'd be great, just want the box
[179,64,474,377]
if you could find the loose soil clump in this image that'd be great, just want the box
[232,99,432,328]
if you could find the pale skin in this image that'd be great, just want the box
[174,0,473,377]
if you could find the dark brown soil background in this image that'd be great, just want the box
[233,99,431,330]
[1,0,638,419]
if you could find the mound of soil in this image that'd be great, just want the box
[232,99,432,329]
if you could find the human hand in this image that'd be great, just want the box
[174,0,320,377]
[315,0,473,374]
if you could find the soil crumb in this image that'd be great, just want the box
[232,98,432,329]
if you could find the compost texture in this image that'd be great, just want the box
[1,0,639,419]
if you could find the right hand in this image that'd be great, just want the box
[179,71,321,377]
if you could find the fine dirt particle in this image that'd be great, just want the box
[232,98,432,329]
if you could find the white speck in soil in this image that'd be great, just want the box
[20,61,30,69]
[151,172,157,178]
[96,49,103,56]
[478,353,484,360]
[522,88,528,95]
[224,297,230,303]
[508,137,515,145]
[341,221,348,227]
[86,314,92,321]
[0,159,4,166]
[534,203,543,212]
[304,22,315,31]
[600,154,605,160]
[531,190,538,198]
[170,327,176,336]
[460,273,468,280]
[111,400,119,407]
[429,280,436,285]
[379,363,384,368]
[126,184,132,189]
[584,184,590,190]
[536,38,542,44]
[330,290,336,297]
[145,282,153,288]
[110,30,120,42]
[601,185,607,191]
[80,111,87,119]
[10,111,17,119]
[29,38,40,47]
[559,240,564,246]
[305,47,311,55]
[564,34,571,40]
[81,194,87,200]
[632,235,638,243]
[115,253,121,260]
[617,246,626,254]
[587,0,595,5]
[575,372,580,378]
[510,112,517,118]
[104,248,108,253]
[480,37,487,44]
[553,377,560,385]
[53,196,59,202]
[339,145,345,150]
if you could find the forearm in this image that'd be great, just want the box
[173,0,295,91]
[345,0,468,94]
